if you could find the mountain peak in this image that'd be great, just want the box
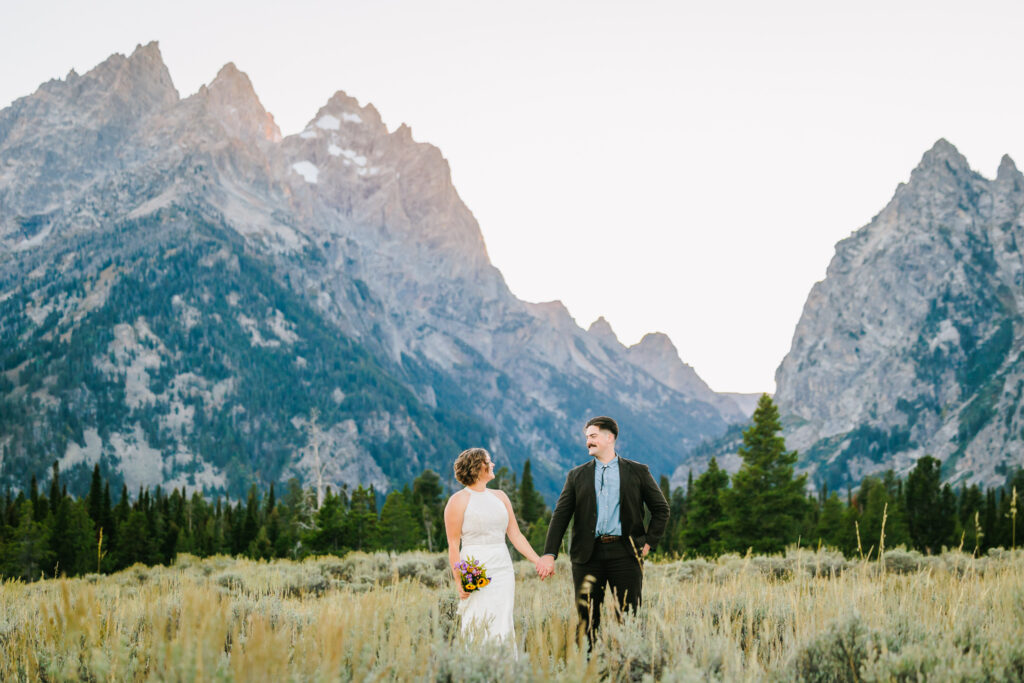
[916,138,970,175]
[996,154,1023,186]
[632,332,679,358]
[79,41,178,109]
[624,332,741,420]
[302,90,385,134]
[212,62,245,83]
[587,316,620,346]
[201,62,281,142]
[129,41,163,63]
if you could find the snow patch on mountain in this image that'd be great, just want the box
[291,161,319,183]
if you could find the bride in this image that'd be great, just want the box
[443,447,544,648]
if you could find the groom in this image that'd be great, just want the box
[537,416,669,644]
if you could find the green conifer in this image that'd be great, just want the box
[721,394,808,554]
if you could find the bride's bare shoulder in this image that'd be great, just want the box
[445,488,471,509]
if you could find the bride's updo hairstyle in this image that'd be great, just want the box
[454,448,490,486]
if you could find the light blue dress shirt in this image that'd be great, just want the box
[594,456,622,536]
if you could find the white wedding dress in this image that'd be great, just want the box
[458,487,516,648]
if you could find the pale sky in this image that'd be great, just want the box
[3,0,1023,394]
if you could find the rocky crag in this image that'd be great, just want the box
[674,140,1024,492]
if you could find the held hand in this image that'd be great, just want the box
[642,543,651,558]
[536,555,556,579]
[452,568,470,599]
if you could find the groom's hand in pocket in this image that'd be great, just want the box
[536,554,555,579]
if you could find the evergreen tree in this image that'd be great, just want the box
[378,490,419,551]
[3,500,54,580]
[857,477,890,557]
[86,464,104,525]
[48,461,61,517]
[526,509,551,554]
[983,488,999,552]
[0,490,9,546]
[814,492,846,550]
[345,486,379,551]
[879,470,911,548]
[265,506,283,555]
[661,481,689,556]
[683,457,729,557]
[247,526,273,559]
[721,394,808,554]
[100,482,114,543]
[30,475,46,522]
[114,484,130,524]
[412,470,444,552]
[59,499,96,576]
[309,488,347,554]
[518,460,544,526]
[116,509,154,567]
[241,486,261,552]
[904,456,955,553]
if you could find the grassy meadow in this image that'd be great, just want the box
[1,547,1023,681]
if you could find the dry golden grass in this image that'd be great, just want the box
[1,548,1022,681]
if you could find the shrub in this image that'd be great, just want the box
[788,614,886,682]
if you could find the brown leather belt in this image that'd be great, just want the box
[597,535,621,543]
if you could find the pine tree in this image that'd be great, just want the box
[247,526,274,559]
[241,486,261,552]
[880,470,911,548]
[814,492,846,549]
[857,477,889,557]
[721,394,808,554]
[682,457,729,557]
[116,509,152,567]
[0,490,9,545]
[3,500,54,580]
[379,490,419,551]
[983,488,998,552]
[86,464,104,525]
[958,484,984,552]
[309,488,347,554]
[904,456,955,553]
[661,480,688,556]
[345,486,379,551]
[518,460,545,526]
[412,470,444,552]
[61,499,96,576]
[30,475,46,522]
[48,461,61,517]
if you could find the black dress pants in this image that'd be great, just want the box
[571,539,643,646]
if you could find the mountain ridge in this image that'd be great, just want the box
[0,44,744,501]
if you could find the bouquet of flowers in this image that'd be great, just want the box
[455,557,490,592]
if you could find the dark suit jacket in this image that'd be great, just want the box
[543,456,670,564]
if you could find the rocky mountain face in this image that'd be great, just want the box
[671,140,1024,492]
[0,43,741,500]
[773,139,1024,492]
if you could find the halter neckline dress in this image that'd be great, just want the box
[458,487,516,647]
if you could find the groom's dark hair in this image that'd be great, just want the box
[585,416,618,439]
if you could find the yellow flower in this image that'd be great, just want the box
[477,578,490,587]
[465,582,477,591]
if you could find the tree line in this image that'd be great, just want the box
[658,395,1022,558]
[1,396,1020,581]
